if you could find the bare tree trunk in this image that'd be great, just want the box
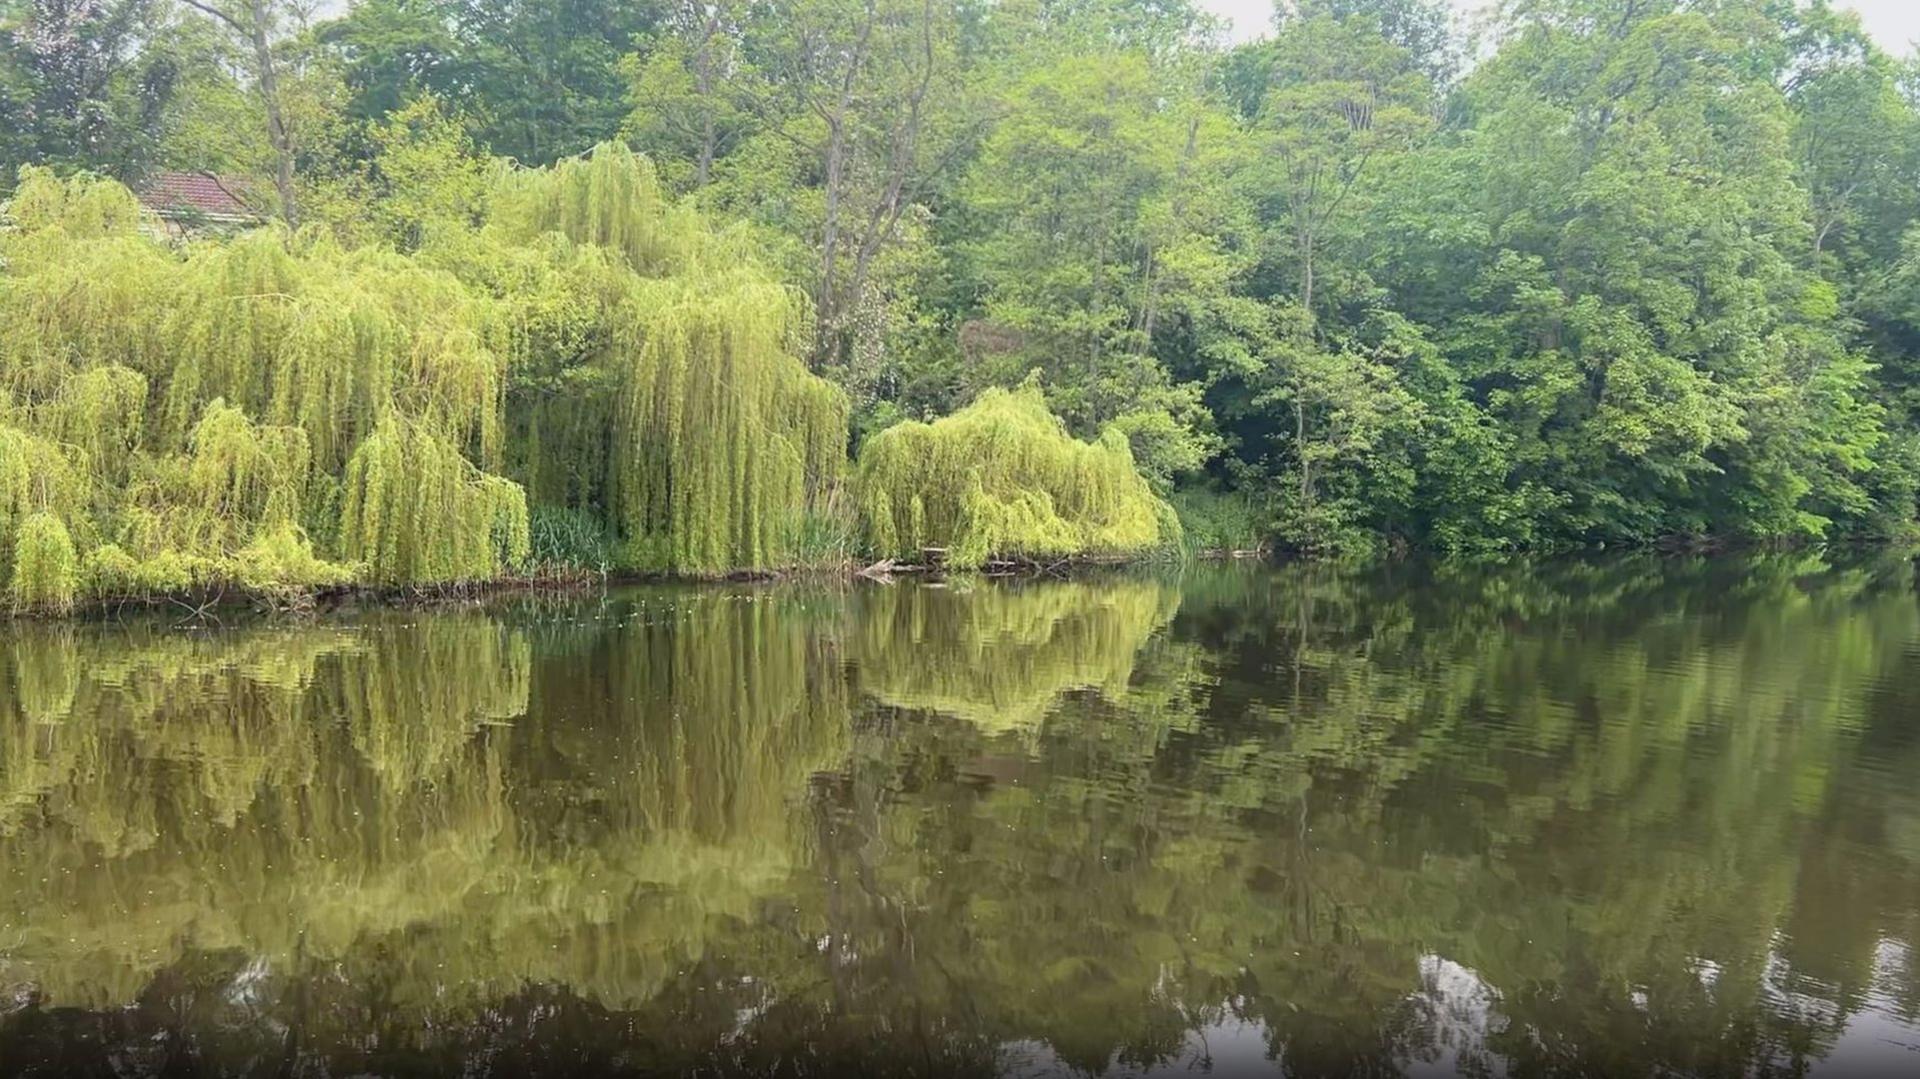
[1091,213,1108,371]
[1299,228,1315,314]
[694,4,721,188]
[1137,112,1200,351]
[246,0,297,228]
[1812,180,1863,258]
[182,0,298,227]
[810,3,875,369]
[840,0,938,344]
[1296,394,1314,545]
[816,115,848,363]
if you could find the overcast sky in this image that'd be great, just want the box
[1196,0,1920,55]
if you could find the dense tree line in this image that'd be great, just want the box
[6,0,1920,553]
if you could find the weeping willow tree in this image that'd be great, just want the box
[0,168,527,607]
[855,386,1179,568]
[9,513,78,613]
[340,418,530,584]
[1,151,1186,611]
[0,423,91,554]
[6,149,1190,609]
[479,144,847,575]
[0,148,854,609]
[164,237,509,471]
[489,141,726,278]
[608,276,846,573]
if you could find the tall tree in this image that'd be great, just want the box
[1214,298,1423,549]
[1249,10,1433,317]
[1275,0,1458,85]
[0,0,182,185]
[1781,2,1916,264]
[176,0,304,224]
[318,0,667,166]
[623,0,749,190]
[1355,0,1901,542]
[954,49,1242,485]
[749,0,969,370]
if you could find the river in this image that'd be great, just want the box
[2,554,1917,1076]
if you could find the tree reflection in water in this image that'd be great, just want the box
[1,556,1917,1075]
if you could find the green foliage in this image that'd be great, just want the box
[0,422,92,569]
[363,94,490,248]
[1210,303,1425,552]
[1,164,147,235]
[489,142,718,277]
[855,386,1177,567]
[0,2,187,186]
[46,366,148,485]
[1168,487,1269,555]
[19,0,1920,583]
[0,148,863,609]
[340,418,529,584]
[951,51,1235,483]
[528,506,615,570]
[0,167,527,604]
[8,511,77,613]
[157,232,508,470]
[787,503,862,571]
[78,544,159,599]
[607,271,847,573]
[232,524,357,595]
[318,0,667,167]
[488,144,848,575]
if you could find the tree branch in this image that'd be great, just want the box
[177,0,248,36]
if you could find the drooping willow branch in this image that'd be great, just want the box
[0,146,859,606]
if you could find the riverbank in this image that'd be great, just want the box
[7,548,1199,620]
[21,534,1901,622]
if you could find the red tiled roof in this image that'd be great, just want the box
[138,172,260,219]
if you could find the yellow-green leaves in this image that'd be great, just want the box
[488,145,847,576]
[0,169,525,606]
[855,386,1176,567]
[341,418,528,584]
[1,148,1187,608]
[10,512,78,613]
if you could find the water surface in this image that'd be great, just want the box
[2,555,1918,1076]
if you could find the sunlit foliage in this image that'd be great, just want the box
[0,167,523,600]
[483,145,849,574]
[855,385,1178,566]
[340,418,528,584]
[0,145,873,605]
[8,512,77,613]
